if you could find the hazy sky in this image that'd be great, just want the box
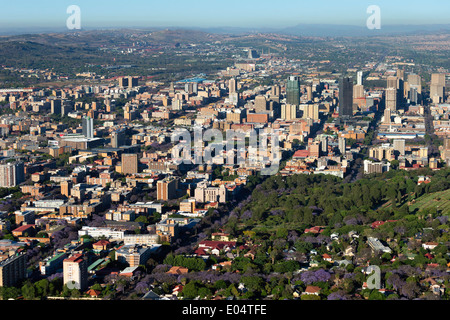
[1,0,449,31]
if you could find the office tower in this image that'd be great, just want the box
[0,253,27,287]
[169,82,175,94]
[281,104,297,120]
[408,73,422,94]
[118,77,129,88]
[286,76,301,106]
[50,99,62,115]
[397,69,405,81]
[357,71,363,86]
[339,77,353,117]
[338,137,346,154]
[383,108,391,124]
[82,116,94,139]
[157,177,179,201]
[393,139,405,157]
[111,130,126,148]
[386,76,398,90]
[353,84,365,99]
[254,95,267,112]
[121,153,138,174]
[185,82,194,94]
[228,78,237,94]
[0,162,24,187]
[248,49,259,59]
[430,73,446,103]
[409,87,418,104]
[271,85,280,97]
[63,253,88,291]
[385,88,397,111]
[128,76,138,88]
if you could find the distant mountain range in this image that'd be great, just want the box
[1,23,449,37]
[196,24,450,37]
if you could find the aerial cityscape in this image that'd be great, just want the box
[0,1,450,310]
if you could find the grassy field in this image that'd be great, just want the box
[409,188,450,215]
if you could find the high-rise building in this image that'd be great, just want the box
[408,73,422,94]
[50,99,62,115]
[0,253,26,287]
[357,71,363,86]
[254,95,267,112]
[0,162,24,188]
[281,104,297,120]
[228,78,237,94]
[393,139,406,157]
[385,88,397,111]
[118,77,129,88]
[271,85,280,97]
[338,137,346,155]
[157,177,179,201]
[302,104,319,120]
[386,76,398,90]
[353,84,365,99]
[61,180,72,197]
[430,73,446,103]
[339,77,353,117]
[320,135,328,154]
[82,116,94,139]
[286,76,300,106]
[121,153,138,174]
[383,108,391,124]
[111,130,126,148]
[63,253,88,291]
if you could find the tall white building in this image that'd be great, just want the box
[82,116,94,139]
[63,253,88,291]
[357,71,363,86]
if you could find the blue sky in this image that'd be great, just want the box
[1,0,449,30]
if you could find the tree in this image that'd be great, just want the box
[21,281,36,300]
[182,280,200,299]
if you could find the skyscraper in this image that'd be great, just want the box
[228,78,237,94]
[385,88,397,111]
[407,73,422,94]
[286,76,300,106]
[339,77,353,117]
[357,71,363,86]
[82,116,94,139]
[430,73,446,103]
